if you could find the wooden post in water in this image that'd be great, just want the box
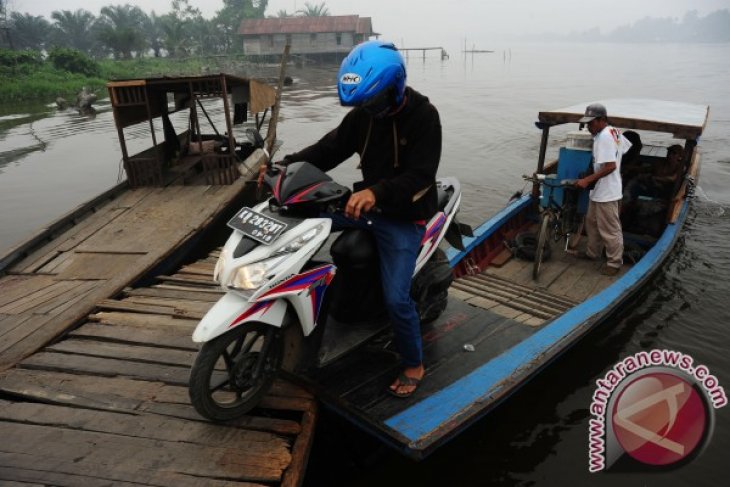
[220,74,235,155]
[189,82,203,155]
[143,86,160,175]
[108,87,130,175]
[266,44,291,157]
[535,124,551,198]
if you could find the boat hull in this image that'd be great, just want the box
[292,193,692,459]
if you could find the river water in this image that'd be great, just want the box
[1,43,729,486]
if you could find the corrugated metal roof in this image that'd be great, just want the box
[239,15,374,35]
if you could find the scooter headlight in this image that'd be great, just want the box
[225,223,325,290]
[228,255,287,290]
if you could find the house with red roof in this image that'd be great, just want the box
[238,15,376,59]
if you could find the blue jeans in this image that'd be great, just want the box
[325,211,425,367]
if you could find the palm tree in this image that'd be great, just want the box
[96,4,148,59]
[50,9,96,54]
[1,0,13,48]
[143,12,165,58]
[9,12,51,50]
[159,13,189,57]
[214,1,269,53]
[189,17,224,56]
[297,2,330,17]
[158,1,204,57]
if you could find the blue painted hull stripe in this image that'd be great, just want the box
[385,200,688,443]
[446,195,531,267]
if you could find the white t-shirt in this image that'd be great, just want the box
[590,126,631,202]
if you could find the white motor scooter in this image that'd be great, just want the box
[188,134,470,421]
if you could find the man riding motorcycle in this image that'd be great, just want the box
[259,40,442,397]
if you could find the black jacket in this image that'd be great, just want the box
[285,87,442,221]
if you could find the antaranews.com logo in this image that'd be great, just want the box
[588,349,727,472]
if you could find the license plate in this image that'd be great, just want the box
[227,207,288,245]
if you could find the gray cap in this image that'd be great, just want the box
[579,103,607,123]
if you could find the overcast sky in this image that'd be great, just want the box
[10,0,730,47]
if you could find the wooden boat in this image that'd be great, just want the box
[0,74,276,370]
[292,99,709,459]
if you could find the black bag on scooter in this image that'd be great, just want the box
[328,229,387,323]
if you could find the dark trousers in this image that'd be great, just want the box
[325,212,425,367]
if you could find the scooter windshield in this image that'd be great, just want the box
[273,162,350,207]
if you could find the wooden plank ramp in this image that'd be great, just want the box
[0,249,317,486]
[0,151,266,371]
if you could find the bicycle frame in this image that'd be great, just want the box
[533,176,581,250]
[523,174,583,279]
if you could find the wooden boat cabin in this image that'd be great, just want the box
[108,74,276,187]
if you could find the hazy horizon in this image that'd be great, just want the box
[8,0,730,49]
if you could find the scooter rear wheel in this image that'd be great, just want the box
[189,321,283,421]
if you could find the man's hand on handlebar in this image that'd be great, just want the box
[574,177,591,190]
[345,189,377,220]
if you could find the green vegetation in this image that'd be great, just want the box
[297,2,331,17]
[98,56,208,80]
[48,48,100,77]
[0,48,209,102]
[1,1,275,58]
[1,60,105,102]
[0,0,333,102]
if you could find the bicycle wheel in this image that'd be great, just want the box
[533,212,552,280]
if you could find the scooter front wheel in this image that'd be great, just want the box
[189,321,283,421]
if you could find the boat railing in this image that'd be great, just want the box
[201,154,240,185]
[126,156,163,187]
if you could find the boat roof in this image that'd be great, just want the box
[538,99,709,139]
[107,73,276,128]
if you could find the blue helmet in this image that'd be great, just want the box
[337,40,407,113]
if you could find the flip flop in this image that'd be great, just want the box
[388,372,422,398]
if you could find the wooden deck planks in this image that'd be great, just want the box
[0,245,317,487]
[0,275,57,309]
[47,338,197,367]
[294,299,535,428]
[483,248,629,303]
[122,286,223,302]
[455,243,632,324]
[13,207,130,275]
[1,421,285,484]
[0,153,315,486]
[453,266,579,324]
[0,161,260,371]
[69,322,198,350]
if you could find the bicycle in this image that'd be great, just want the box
[522,174,584,280]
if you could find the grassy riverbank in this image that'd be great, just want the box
[1,50,214,103]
